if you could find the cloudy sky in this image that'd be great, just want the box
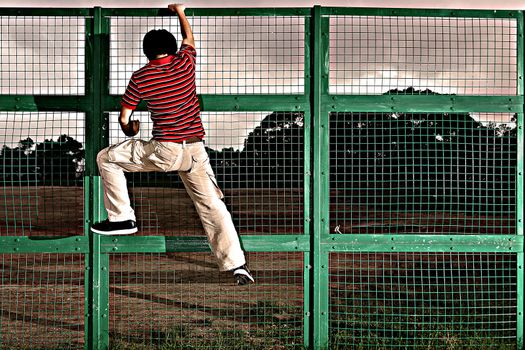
[0,1,523,150]
[4,0,525,9]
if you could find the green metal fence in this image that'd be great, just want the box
[0,5,523,350]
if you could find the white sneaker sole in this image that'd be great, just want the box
[90,227,138,235]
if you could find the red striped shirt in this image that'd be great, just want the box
[121,44,204,142]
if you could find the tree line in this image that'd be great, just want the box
[0,89,517,213]
[0,135,84,186]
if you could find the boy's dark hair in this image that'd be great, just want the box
[143,29,178,61]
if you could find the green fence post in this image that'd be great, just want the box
[85,6,110,350]
[303,15,312,350]
[518,10,525,350]
[311,5,331,349]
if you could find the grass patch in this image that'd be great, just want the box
[109,301,305,350]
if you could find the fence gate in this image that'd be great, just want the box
[0,5,523,350]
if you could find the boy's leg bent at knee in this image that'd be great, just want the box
[96,141,159,222]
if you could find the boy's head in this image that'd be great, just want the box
[143,29,178,61]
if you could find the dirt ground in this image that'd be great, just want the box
[0,251,306,350]
[0,186,305,237]
[0,186,513,237]
[0,186,518,349]
[0,250,516,349]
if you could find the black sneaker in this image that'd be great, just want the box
[231,265,255,285]
[91,219,138,235]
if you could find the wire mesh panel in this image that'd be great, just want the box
[329,111,517,235]
[0,16,85,95]
[108,252,305,349]
[0,253,85,349]
[329,252,517,349]
[106,111,304,236]
[0,112,85,236]
[109,15,305,95]
[0,5,522,350]
[329,16,518,95]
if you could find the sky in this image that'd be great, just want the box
[3,0,525,9]
[0,1,523,150]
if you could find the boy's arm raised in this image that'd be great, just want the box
[168,4,195,48]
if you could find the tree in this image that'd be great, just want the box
[238,112,304,188]
[329,88,517,212]
[0,134,84,186]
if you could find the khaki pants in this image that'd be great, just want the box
[96,139,246,271]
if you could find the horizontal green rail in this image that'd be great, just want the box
[0,8,90,16]
[0,95,310,112]
[323,7,523,19]
[2,235,517,254]
[327,95,524,113]
[101,7,311,17]
[1,95,520,114]
[199,95,309,112]
[0,235,309,254]
[0,96,88,112]
[1,7,520,19]
[1,96,519,114]
[0,236,89,253]
[99,235,310,253]
[327,234,524,253]
[108,95,310,113]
